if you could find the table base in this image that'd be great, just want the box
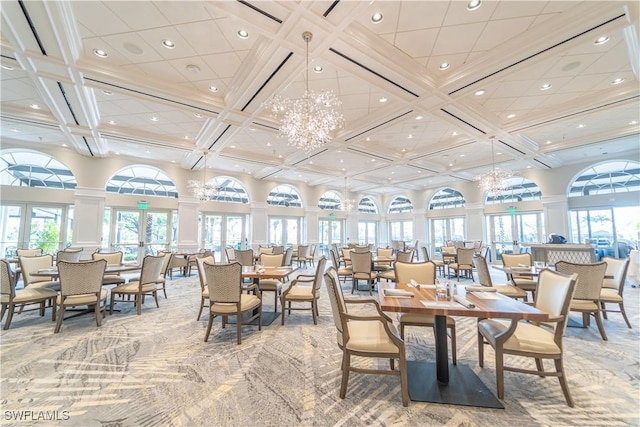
[407,361,504,408]
[226,311,279,326]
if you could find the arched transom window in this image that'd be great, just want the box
[485,177,542,204]
[0,150,76,189]
[211,176,249,203]
[358,197,378,214]
[388,196,413,214]
[107,165,177,198]
[569,161,640,196]
[429,188,465,210]
[267,184,303,207]
[318,190,342,211]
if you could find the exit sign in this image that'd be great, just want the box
[138,201,148,210]
[507,206,517,214]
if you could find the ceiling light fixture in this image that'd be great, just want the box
[1,64,14,70]
[439,62,450,70]
[467,0,482,11]
[93,49,108,58]
[102,90,113,95]
[474,89,485,96]
[237,30,249,39]
[266,31,344,153]
[507,113,516,119]
[612,77,624,85]
[313,65,323,73]
[540,83,552,90]
[371,12,383,24]
[208,85,218,92]
[594,36,610,45]
[379,96,388,103]
[162,39,175,49]
[342,176,356,212]
[188,151,219,201]
[475,136,512,195]
[30,103,41,109]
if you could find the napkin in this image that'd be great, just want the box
[408,280,436,289]
[453,295,475,308]
[383,289,414,298]
[465,286,497,293]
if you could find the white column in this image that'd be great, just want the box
[542,195,569,239]
[177,198,200,252]
[465,202,485,242]
[413,208,426,249]
[306,207,320,244]
[73,187,106,257]
[346,210,359,244]
[251,201,268,248]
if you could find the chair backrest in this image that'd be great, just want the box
[310,256,328,295]
[307,244,317,257]
[329,249,340,269]
[225,247,236,262]
[502,253,532,267]
[196,255,215,291]
[260,253,284,267]
[479,246,489,259]
[473,240,483,250]
[601,256,629,291]
[396,250,413,263]
[535,269,578,341]
[204,262,242,303]
[56,249,83,263]
[19,255,54,285]
[283,247,293,266]
[341,248,353,266]
[234,249,254,266]
[323,267,347,338]
[353,245,369,253]
[440,246,455,255]
[420,246,430,262]
[350,251,372,274]
[453,241,465,249]
[473,254,493,287]
[58,259,107,297]
[296,245,309,258]
[138,255,166,286]
[394,261,436,284]
[456,247,476,265]
[272,245,285,255]
[554,261,607,300]
[258,246,273,256]
[1,259,16,300]
[16,248,43,257]
[376,247,394,266]
[92,251,123,266]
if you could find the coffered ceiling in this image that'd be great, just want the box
[1,1,638,194]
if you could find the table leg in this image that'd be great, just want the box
[434,314,449,384]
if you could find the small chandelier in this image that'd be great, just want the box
[342,176,356,212]
[267,31,344,153]
[475,137,512,194]
[188,151,218,201]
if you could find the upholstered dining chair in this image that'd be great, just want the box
[18,254,60,291]
[305,244,317,267]
[203,261,262,345]
[394,260,457,364]
[440,245,457,269]
[109,255,165,315]
[473,254,527,299]
[420,246,430,262]
[271,245,285,255]
[283,247,294,267]
[323,267,409,406]
[258,246,273,256]
[379,250,413,282]
[92,251,126,287]
[600,256,631,328]
[555,260,608,340]
[501,253,537,300]
[477,269,578,406]
[1,259,57,330]
[225,247,236,263]
[281,256,327,325]
[234,249,254,267]
[56,248,83,263]
[329,248,352,284]
[350,251,377,295]
[373,247,394,273]
[448,247,476,281]
[13,248,43,284]
[293,245,309,268]
[195,255,215,321]
[167,253,188,279]
[258,252,285,312]
[54,259,107,333]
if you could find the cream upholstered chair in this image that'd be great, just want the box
[283,247,294,267]
[293,245,309,268]
[394,260,457,364]
[56,248,83,263]
[1,259,57,330]
[350,251,377,295]
[448,247,475,281]
[203,261,262,345]
[258,252,284,312]
[281,257,327,325]
[341,248,353,269]
[18,254,60,291]
[555,260,608,340]
[440,245,456,267]
[110,255,165,315]
[234,249,254,267]
[323,267,409,406]
[92,251,126,287]
[195,255,215,321]
[54,259,107,333]
[600,257,631,328]
[477,269,578,406]
[305,244,317,267]
[330,248,351,284]
[167,253,188,279]
[16,248,43,257]
[473,254,527,299]
[187,249,211,276]
[379,249,413,282]
[225,247,236,263]
[271,245,285,255]
[501,253,537,299]
[373,247,394,273]
[258,246,273,256]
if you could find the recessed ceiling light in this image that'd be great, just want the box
[341,168,346,171]
[184,135,190,140]
[194,113,203,118]
[577,124,585,128]
[11,128,19,132]
[371,12,383,24]
[546,140,552,144]
[237,30,249,39]
[208,85,218,92]
[407,134,413,139]
[171,160,176,163]
[459,154,465,157]
[278,154,283,159]
[230,145,236,148]
[266,142,271,147]
[452,131,458,136]
[62,143,67,147]
[366,137,371,141]
[415,115,423,120]
[496,152,503,155]
[467,0,482,11]
[507,113,516,119]
[30,103,40,109]
[93,49,108,58]
[526,165,532,169]
[108,120,116,125]
[391,171,395,174]
[1,64,14,70]
[540,83,552,91]
[371,159,376,162]
[102,90,113,95]
[594,36,610,45]
[313,65,323,73]
[448,163,453,167]
[146,150,150,154]
[630,120,638,125]
[439,63,450,70]
[379,97,388,103]
[401,148,406,152]
[162,39,175,49]
[115,152,120,155]
[186,64,200,73]
[340,159,344,163]
[474,89,485,96]
[150,116,159,122]
[612,77,624,85]
[309,160,313,164]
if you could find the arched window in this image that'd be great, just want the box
[569,160,640,196]
[267,184,303,207]
[210,176,249,204]
[318,190,342,211]
[485,177,541,204]
[107,165,177,198]
[428,188,465,210]
[0,150,76,189]
[388,196,413,214]
[358,197,378,214]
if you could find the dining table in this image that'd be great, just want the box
[30,263,142,279]
[379,281,549,408]
[240,265,297,325]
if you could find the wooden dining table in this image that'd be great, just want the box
[240,265,297,325]
[379,281,549,408]
[30,263,142,279]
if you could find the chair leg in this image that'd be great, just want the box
[554,358,574,407]
[400,323,405,340]
[54,306,65,333]
[398,355,409,407]
[136,295,142,315]
[619,302,632,329]
[236,312,242,345]
[535,358,544,377]
[593,309,608,341]
[274,292,278,313]
[197,298,204,321]
[95,303,102,327]
[281,298,286,325]
[601,302,608,319]
[0,303,6,321]
[477,328,484,367]
[311,301,317,325]
[495,349,505,400]
[204,313,214,342]
[340,352,350,399]
[3,304,15,330]
[153,291,160,308]
[110,293,116,315]
[449,325,457,365]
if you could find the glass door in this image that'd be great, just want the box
[269,217,301,246]
[0,205,23,257]
[486,213,544,262]
[109,209,171,263]
[430,217,465,257]
[202,214,246,262]
[358,220,377,247]
[319,218,343,256]
[569,207,636,259]
[0,204,72,256]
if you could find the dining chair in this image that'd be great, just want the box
[92,251,126,287]
[225,247,236,263]
[56,249,83,263]
[477,269,578,406]
[350,251,377,295]
[109,255,165,315]
[16,248,43,257]
[271,245,285,255]
[379,249,413,282]
[329,248,352,284]
[195,255,215,321]
[54,259,107,333]
[323,267,409,406]
[440,246,457,276]
[203,261,262,345]
[501,253,537,299]
[305,244,317,267]
[234,249,254,267]
[341,248,353,269]
[258,253,285,312]
[18,254,60,291]
[448,247,475,281]
[281,256,327,325]
[187,249,211,276]
[353,245,370,253]
[555,260,609,340]
[373,247,394,273]
[600,256,631,328]
[473,254,527,299]
[167,253,188,279]
[282,247,293,267]
[1,259,57,330]
[394,260,457,364]
[293,245,309,268]
[420,246,430,262]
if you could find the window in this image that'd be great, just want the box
[267,185,303,207]
[388,196,413,214]
[318,190,342,211]
[485,177,541,204]
[210,177,249,204]
[569,161,640,196]
[428,188,465,210]
[358,197,378,214]
[107,165,177,198]
[1,150,76,189]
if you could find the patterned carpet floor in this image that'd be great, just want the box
[1,268,639,426]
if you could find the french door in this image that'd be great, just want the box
[0,203,71,256]
[486,213,544,262]
[269,217,301,246]
[430,217,465,256]
[358,220,378,247]
[202,214,246,262]
[107,208,171,263]
[319,218,343,256]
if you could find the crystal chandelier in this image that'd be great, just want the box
[188,151,218,201]
[475,137,512,194]
[267,31,344,153]
[342,176,356,212]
